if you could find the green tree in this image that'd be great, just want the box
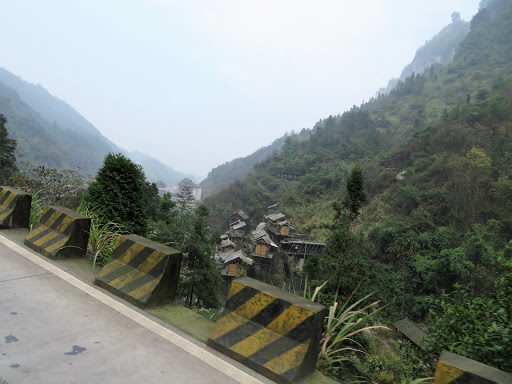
[180,204,221,309]
[84,153,147,236]
[143,181,160,221]
[0,114,17,183]
[343,164,368,221]
[305,165,369,303]
[425,251,512,372]
[147,192,182,248]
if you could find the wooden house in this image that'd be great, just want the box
[228,210,249,227]
[276,220,292,236]
[251,230,277,258]
[220,239,236,252]
[229,220,247,242]
[265,212,295,243]
[215,250,254,277]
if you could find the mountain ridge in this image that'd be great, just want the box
[202,0,512,323]
[200,11,478,197]
[205,0,512,231]
[378,14,471,95]
[0,67,194,186]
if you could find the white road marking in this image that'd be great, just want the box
[0,233,264,384]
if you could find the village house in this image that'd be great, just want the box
[265,212,295,243]
[228,210,249,228]
[220,239,236,252]
[251,230,276,258]
[215,250,254,277]
[220,233,229,241]
[248,229,278,281]
[229,219,247,243]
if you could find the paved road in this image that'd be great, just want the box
[0,233,270,384]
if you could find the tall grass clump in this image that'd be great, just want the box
[28,190,45,230]
[77,202,123,269]
[307,281,388,379]
[317,291,387,372]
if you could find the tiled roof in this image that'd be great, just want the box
[221,239,235,248]
[255,222,266,231]
[218,250,254,265]
[231,221,246,230]
[267,212,286,222]
[237,210,249,220]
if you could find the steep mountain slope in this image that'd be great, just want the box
[201,10,478,197]
[378,14,470,95]
[127,151,197,185]
[0,68,191,185]
[204,0,512,318]
[0,67,102,137]
[0,81,96,169]
[206,0,512,229]
[200,129,311,197]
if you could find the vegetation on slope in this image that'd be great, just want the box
[204,0,512,323]
[200,129,311,197]
[203,3,512,379]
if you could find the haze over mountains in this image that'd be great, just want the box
[377,12,471,95]
[202,0,512,324]
[199,11,476,196]
[0,0,505,195]
[205,0,512,228]
[0,67,196,186]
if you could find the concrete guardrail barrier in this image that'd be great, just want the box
[24,205,90,259]
[208,277,327,384]
[94,234,182,308]
[0,186,32,229]
[435,350,512,384]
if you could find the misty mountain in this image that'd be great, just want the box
[201,10,478,197]
[0,67,191,186]
[205,0,512,233]
[203,0,512,322]
[126,150,197,186]
[199,129,311,197]
[0,67,102,137]
[378,12,470,95]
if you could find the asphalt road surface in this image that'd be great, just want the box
[0,232,272,384]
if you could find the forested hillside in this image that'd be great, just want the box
[200,129,311,197]
[204,0,512,321]
[0,68,193,185]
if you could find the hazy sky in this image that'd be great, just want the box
[0,1,480,178]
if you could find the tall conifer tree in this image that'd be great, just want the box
[85,153,147,236]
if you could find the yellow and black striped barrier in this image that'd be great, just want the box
[0,186,32,229]
[207,277,326,384]
[435,351,512,383]
[94,234,182,308]
[24,205,91,259]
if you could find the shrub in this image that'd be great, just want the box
[84,153,147,236]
